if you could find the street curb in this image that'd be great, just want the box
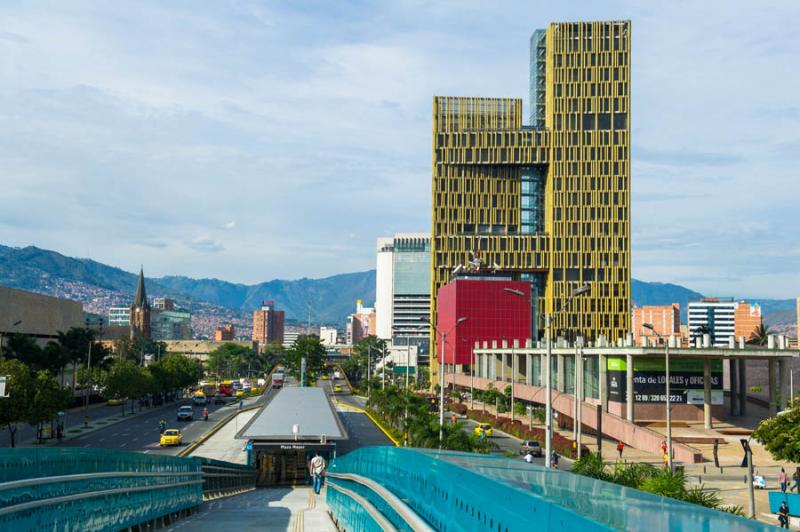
[178,400,263,457]
[334,398,400,447]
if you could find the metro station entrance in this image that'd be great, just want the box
[252,442,336,487]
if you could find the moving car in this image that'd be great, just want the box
[160,429,183,446]
[107,398,124,406]
[322,375,329,381]
[192,393,207,406]
[473,423,493,437]
[235,389,245,398]
[213,393,227,405]
[520,440,543,457]
[333,385,343,393]
[177,405,194,421]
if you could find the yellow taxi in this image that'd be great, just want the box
[333,385,343,393]
[474,423,493,438]
[322,375,329,380]
[159,429,183,447]
[235,389,245,398]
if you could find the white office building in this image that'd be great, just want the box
[687,298,736,347]
[319,326,338,347]
[108,306,131,327]
[375,233,431,365]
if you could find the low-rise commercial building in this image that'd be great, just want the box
[319,327,338,347]
[632,304,680,345]
[108,307,131,327]
[0,286,83,348]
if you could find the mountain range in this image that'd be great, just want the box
[0,245,796,336]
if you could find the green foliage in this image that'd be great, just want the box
[284,336,326,383]
[28,371,70,441]
[748,323,771,346]
[341,336,386,386]
[753,402,800,462]
[206,342,262,379]
[572,453,731,513]
[0,359,34,447]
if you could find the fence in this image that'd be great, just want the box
[0,447,255,531]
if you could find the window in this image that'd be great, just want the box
[582,113,595,130]
[598,113,611,129]
[614,112,627,130]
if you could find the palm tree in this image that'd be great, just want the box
[748,324,771,346]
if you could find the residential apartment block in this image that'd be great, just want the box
[252,301,285,346]
[688,298,762,346]
[632,304,680,344]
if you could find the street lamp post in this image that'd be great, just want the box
[643,323,673,471]
[422,316,467,448]
[392,327,414,446]
[504,284,590,469]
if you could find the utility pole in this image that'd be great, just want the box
[306,300,312,336]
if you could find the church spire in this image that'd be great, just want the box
[133,267,149,309]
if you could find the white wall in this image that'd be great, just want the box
[375,237,394,340]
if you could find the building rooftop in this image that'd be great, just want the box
[238,387,345,441]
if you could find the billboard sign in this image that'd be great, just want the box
[607,357,723,405]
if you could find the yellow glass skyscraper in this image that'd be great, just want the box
[431,21,631,382]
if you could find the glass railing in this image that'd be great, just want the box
[329,447,772,532]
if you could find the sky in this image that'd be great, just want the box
[1,1,798,298]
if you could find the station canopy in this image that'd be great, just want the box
[238,387,345,441]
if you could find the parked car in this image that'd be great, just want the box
[520,440,543,457]
[474,423,493,437]
[177,405,194,421]
[160,429,183,447]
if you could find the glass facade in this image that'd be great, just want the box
[528,29,546,127]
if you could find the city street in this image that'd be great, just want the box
[57,394,263,455]
[320,377,394,455]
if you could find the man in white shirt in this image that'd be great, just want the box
[524,451,533,463]
[309,452,326,494]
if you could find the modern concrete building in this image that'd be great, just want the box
[375,233,432,364]
[688,298,761,347]
[632,304,680,345]
[0,286,83,349]
[430,21,632,385]
[319,326,338,347]
[129,268,151,340]
[459,339,798,463]
[252,301,284,346]
[215,324,235,341]
[108,307,131,327]
[346,300,376,345]
[282,330,301,349]
[437,275,530,366]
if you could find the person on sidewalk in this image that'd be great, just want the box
[617,441,624,459]
[780,467,788,493]
[712,439,720,468]
[309,452,326,495]
[523,451,533,464]
[551,452,560,469]
[660,440,667,456]
[778,500,789,529]
[790,469,799,492]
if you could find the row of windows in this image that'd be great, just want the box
[553,176,627,191]
[435,130,548,148]
[553,66,628,84]
[554,81,628,98]
[555,96,628,115]
[553,51,629,69]
[437,146,548,164]
[551,130,628,147]
[553,113,628,134]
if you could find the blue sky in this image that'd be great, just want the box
[1,1,798,298]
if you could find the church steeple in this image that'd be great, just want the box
[133,267,149,310]
[130,267,151,340]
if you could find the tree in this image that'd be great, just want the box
[28,371,70,442]
[0,359,33,447]
[753,402,800,462]
[748,324,771,346]
[284,336,326,383]
[342,336,386,387]
[206,343,258,379]
[102,359,149,415]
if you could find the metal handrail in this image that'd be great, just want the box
[0,471,201,492]
[326,482,398,532]
[0,480,203,517]
[327,472,433,532]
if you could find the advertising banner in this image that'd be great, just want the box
[606,357,723,405]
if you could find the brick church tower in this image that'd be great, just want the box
[129,267,151,340]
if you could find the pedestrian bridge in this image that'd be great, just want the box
[0,446,775,531]
[326,447,772,532]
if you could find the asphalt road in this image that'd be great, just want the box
[318,377,394,455]
[58,394,263,455]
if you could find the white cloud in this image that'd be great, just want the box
[0,1,798,297]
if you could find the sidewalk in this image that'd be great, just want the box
[188,409,259,464]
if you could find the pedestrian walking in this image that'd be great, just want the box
[780,467,788,493]
[617,441,624,459]
[663,452,669,468]
[551,452,560,469]
[712,439,719,468]
[309,452,326,495]
[791,469,799,492]
[778,500,789,529]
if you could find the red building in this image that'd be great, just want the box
[436,276,531,365]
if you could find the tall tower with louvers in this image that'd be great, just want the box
[430,21,631,382]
